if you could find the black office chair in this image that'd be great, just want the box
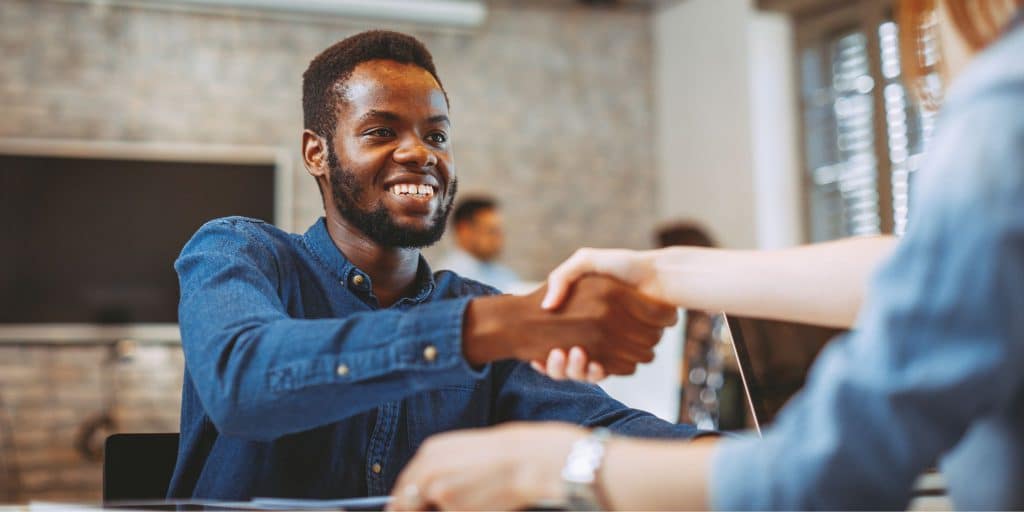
[103,433,180,503]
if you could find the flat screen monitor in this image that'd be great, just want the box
[1,150,277,325]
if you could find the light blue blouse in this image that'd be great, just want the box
[712,14,1024,510]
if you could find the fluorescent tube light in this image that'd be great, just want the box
[159,0,487,27]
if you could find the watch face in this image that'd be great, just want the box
[563,457,599,483]
[562,429,612,510]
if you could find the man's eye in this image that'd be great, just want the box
[367,128,394,137]
[427,133,448,144]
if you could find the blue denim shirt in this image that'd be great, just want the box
[168,216,701,500]
[712,16,1024,510]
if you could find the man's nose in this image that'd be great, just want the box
[393,137,438,168]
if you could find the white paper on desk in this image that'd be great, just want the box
[251,496,391,510]
[28,503,103,511]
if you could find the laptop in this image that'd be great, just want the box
[722,314,947,497]
[722,314,841,434]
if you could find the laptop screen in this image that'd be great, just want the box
[725,315,845,430]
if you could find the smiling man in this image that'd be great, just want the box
[167,30,704,501]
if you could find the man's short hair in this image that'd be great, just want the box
[655,222,715,248]
[452,196,498,227]
[302,30,447,140]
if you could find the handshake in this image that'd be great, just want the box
[461,249,676,378]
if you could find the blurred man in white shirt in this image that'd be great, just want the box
[439,196,520,291]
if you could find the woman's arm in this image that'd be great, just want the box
[600,434,715,510]
[544,236,894,329]
[387,422,716,511]
[643,236,895,328]
[537,237,895,381]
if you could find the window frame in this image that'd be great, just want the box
[767,0,898,240]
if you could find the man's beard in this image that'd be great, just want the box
[327,145,456,249]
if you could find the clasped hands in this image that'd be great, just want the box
[462,248,670,382]
[391,248,676,511]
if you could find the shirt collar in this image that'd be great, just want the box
[398,255,437,305]
[302,217,436,305]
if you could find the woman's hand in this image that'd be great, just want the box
[388,422,587,511]
[531,237,894,381]
[389,422,718,511]
[541,248,664,310]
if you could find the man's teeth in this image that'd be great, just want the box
[389,184,435,197]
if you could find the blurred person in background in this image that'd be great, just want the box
[652,222,725,429]
[438,195,520,291]
[389,0,1024,509]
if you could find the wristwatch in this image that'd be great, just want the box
[561,427,612,511]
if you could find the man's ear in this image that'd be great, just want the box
[302,129,329,181]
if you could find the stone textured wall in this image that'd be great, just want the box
[0,0,658,280]
[0,342,184,502]
[0,0,658,503]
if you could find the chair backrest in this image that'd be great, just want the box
[103,433,180,503]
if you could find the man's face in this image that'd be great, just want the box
[457,209,505,262]
[325,59,456,248]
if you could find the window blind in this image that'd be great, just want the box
[801,19,935,241]
[879,21,936,235]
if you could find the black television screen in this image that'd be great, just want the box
[1,154,276,324]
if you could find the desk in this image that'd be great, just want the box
[5,497,390,511]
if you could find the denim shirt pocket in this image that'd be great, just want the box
[404,381,490,449]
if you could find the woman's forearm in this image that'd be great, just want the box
[599,437,717,510]
[650,236,895,328]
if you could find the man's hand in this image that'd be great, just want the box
[462,274,678,375]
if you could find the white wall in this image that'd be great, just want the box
[514,1,805,423]
[749,12,803,249]
[654,0,802,249]
[599,312,683,422]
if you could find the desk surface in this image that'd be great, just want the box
[3,496,390,511]
[2,496,955,512]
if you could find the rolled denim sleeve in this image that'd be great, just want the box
[175,218,486,441]
[712,93,1024,509]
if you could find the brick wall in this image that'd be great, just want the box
[0,0,659,502]
[0,342,184,502]
[0,0,660,280]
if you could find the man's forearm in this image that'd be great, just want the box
[462,294,524,365]
[653,236,895,328]
[181,297,486,441]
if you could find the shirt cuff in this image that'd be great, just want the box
[393,295,490,390]
[710,432,764,510]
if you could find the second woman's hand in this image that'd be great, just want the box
[387,422,587,511]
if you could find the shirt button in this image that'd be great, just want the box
[351,274,365,286]
[372,463,382,474]
[423,345,437,362]
[336,364,349,376]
